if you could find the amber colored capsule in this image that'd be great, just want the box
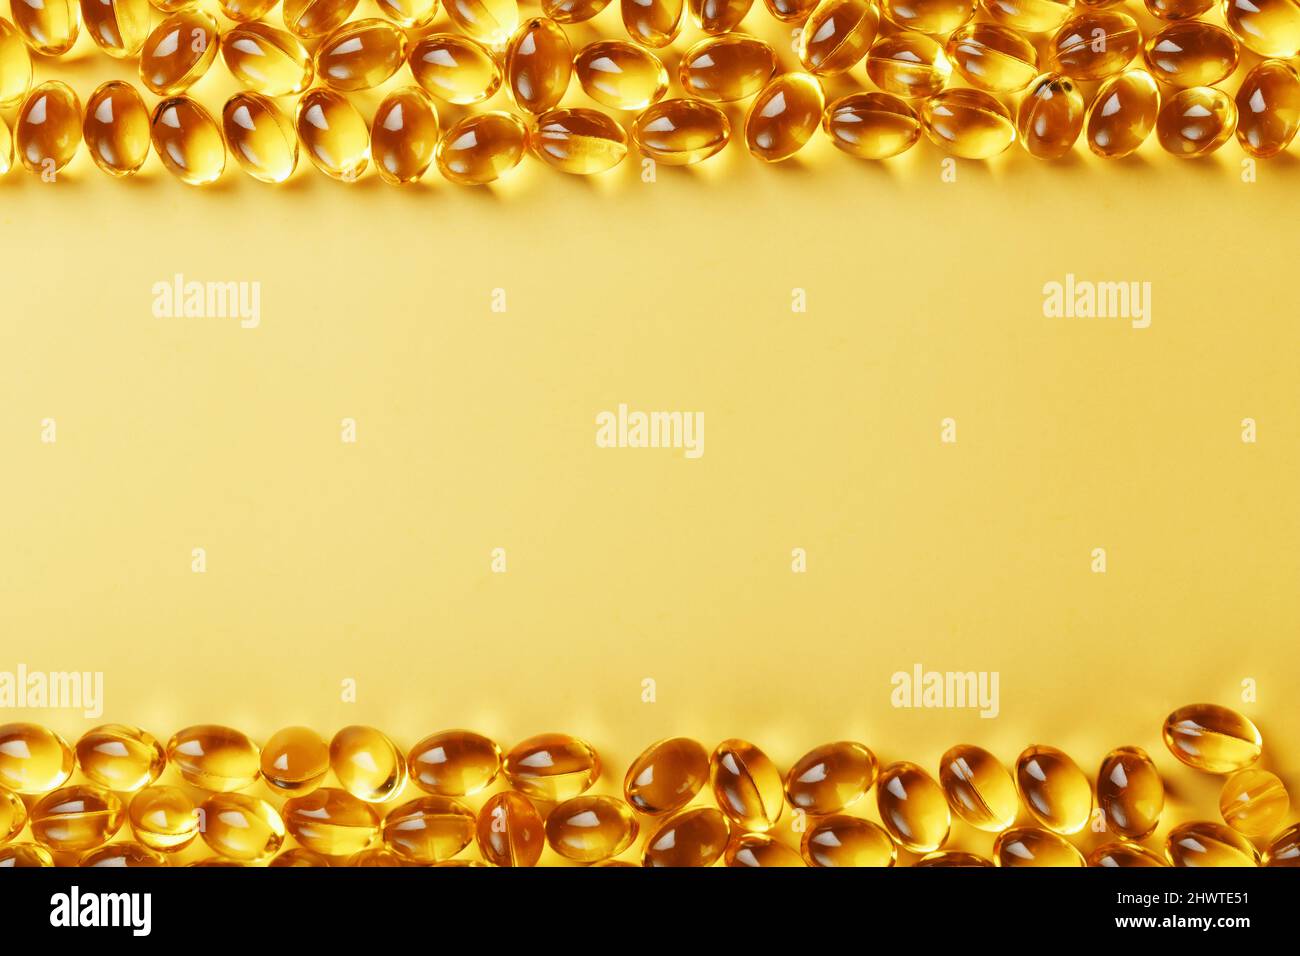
[15,82,82,176]
[1095,746,1164,841]
[0,724,73,795]
[980,0,1072,32]
[690,0,752,31]
[784,742,877,815]
[283,788,380,857]
[81,842,167,867]
[1051,12,1140,80]
[1017,72,1083,158]
[376,0,439,27]
[408,731,501,797]
[822,91,921,159]
[81,0,149,57]
[1145,0,1211,16]
[1085,69,1160,157]
[938,745,1018,832]
[283,0,360,39]
[0,18,32,108]
[726,832,804,867]
[1222,0,1300,57]
[435,110,527,184]
[1264,823,1300,866]
[994,827,1085,867]
[1014,745,1092,834]
[370,86,438,185]
[224,93,298,184]
[1,787,27,843]
[745,72,824,162]
[1162,704,1262,771]
[622,0,683,48]
[0,843,55,867]
[477,790,544,866]
[445,0,520,43]
[801,815,896,867]
[798,0,880,74]
[257,727,327,793]
[622,738,709,815]
[574,41,667,112]
[530,108,627,174]
[75,724,165,792]
[679,36,775,104]
[330,726,406,802]
[223,23,313,97]
[166,725,256,792]
[11,0,79,55]
[382,795,476,863]
[920,88,1016,158]
[83,81,150,177]
[409,35,500,107]
[881,0,974,34]
[316,19,408,92]
[1144,22,1239,88]
[296,90,369,180]
[633,98,730,163]
[139,11,219,96]
[1166,821,1260,866]
[642,806,730,866]
[914,851,994,866]
[545,794,639,862]
[876,761,950,853]
[865,33,951,99]
[544,0,612,19]
[503,733,600,801]
[128,785,199,852]
[505,17,571,114]
[201,793,286,862]
[1088,842,1169,867]
[31,785,124,852]
[763,0,817,18]
[270,847,331,866]
[1236,60,1300,158]
[1220,769,1289,836]
[945,22,1037,93]
[709,739,785,830]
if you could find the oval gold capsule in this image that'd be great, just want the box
[784,741,877,815]
[409,730,502,796]
[165,725,256,791]
[1051,11,1139,80]
[679,35,775,103]
[1,787,27,843]
[31,785,124,852]
[544,0,612,19]
[1096,746,1164,841]
[576,40,667,111]
[223,22,313,96]
[745,71,824,162]
[914,851,994,867]
[633,97,729,163]
[0,843,54,866]
[283,787,380,857]
[476,790,543,866]
[0,18,32,108]
[200,793,286,862]
[1144,22,1239,88]
[530,107,627,174]
[763,0,817,18]
[865,32,951,99]
[709,738,785,830]
[945,22,1038,92]
[545,794,639,862]
[270,847,332,867]
[371,86,439,184]
[881,0,974,34]
[259,726,328,792]
[505,17,571,114]
[994,826,1085,867]
[383,798,477,863]
[690,0,752,32]
[316,19,408,92]
[622,0,683,48]
[128,785,199,852]
[920,87,1016,158]
[726,833,804,867]
[1145,0,1211,17]
[876,761,950,853]
[1085,68,1160,157]
[1165,821,1260,866]
[376,0,439,26]
[16,81,82,176]
[1017,72,1084,159]
[980,0,1073,32]
[0,724,74,795]
[938,744,1018,832]
[80,842,167,867]
[436,110,527,184]
[642,806,730,867]
[503,733,600,801]
[410,34,501,106]
[75,724,165,792]
[822,91,921,158]
[139,11,219,96]
[1088,842,1168,867]
[283,0,360,39]
[11,0,79,55]
[83,80,150,176]
[799,0,880,74]
[1264,823,1300,866]
[1220,769,1289,836]
[801,815,896,867]
[623,737,709,815]
[82,0,149,57]
[296,88,369,181]
[1236,60,1300,158]
[1014,745,1092,834]
[1222,0,1300,57]
[445,0,520,44]
[330,726,407,802]
[1162,704,1261,771]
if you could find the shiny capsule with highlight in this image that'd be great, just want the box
[477,791,543,865]
[865,33,951,98]
[259,726,328,792]
[139,11,220,96]
[410,34,501,106]
[994,827,1085,866]
[1220,770,1289,836]
[784,742,877,815]
[16,82,82,175]
[283,0,361,38]
[764,0,817,18]
[623,737,709,815]
[876,761,951,853]
[1085,69,1160,157]
[1096,746,1164,841]
[222,23,313,97]
[745,72,824,162]
[727,833,804,867]
[330,726,407,801]
[881,0,975,34]
[1088,842,1169,867]
[1,787,26,843]
[82,0,149,58]
[920,88,1016,158]
[1051,12,1140,80]
[1015,745,1092,834]
[75,724,165,792]
[128,786,200,852]
[799,0,880,75]
[980,0,1073,32]
[1162,704,1262,771]
[530,108,627,174]
[31,786,125,852]
[283,788,380,856]
[1236,60,1300,158]
[1222,0,1300,57]
[371,87,439,184]
[679,35,776,103]
[200,793,286,862]
[1264,823,1300,867]
[822,92,920,159]
[0,18,32,108]
[505,17,571,114]
[802,815,896,867]
[1017,73,1084,159]
[1144,22,1239,88]
[945,22,1038,92]
[383,796,476,863]
[633,98,729,164]
[11,0,79,55]
[689,0,752,32]
[545,795,639,862]
[409,731,502,796]
[316,19,408,92]
[296,88,369,181]
[166,725,257,791]
[83,81,150,176]
[543,0,613,19]
[709,738,786,829]
[503,733,600,801]
[575,40,667,111]
[622,0,683,49]
[938,745,1018,832]
[436,111,527,184]
[445,0,520,43]
[1166,821,1260,866]
[642,806,730,867]
[0,724,73,795]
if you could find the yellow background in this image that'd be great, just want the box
[2,0,1298,863]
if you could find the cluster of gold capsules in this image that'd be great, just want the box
[0,0,1298,187]
[0,702,1296,866]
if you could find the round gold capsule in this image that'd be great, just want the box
[83,80,151,177]
[1088,842,1169,867]
[445,0,520,44]
[877,761,951,853]
[1096,746,1164,841]
[505,17,572,115]
[882,0,975,34]
[1221,0,1300,58]
[530,107,628,174]
[575,40,668,111]
[801,815,896,867]
[822,92,921,159]
[1235,59,1300,158]
[283,787,381,857]
[166,725,257,791]
[1264,823,1300,866]
[1051,11,1140,80]
[223,22,314,97]
[945,22,1038,92]
[296,88,370,181]
[689,0,752,32]
[545,794,639,862]
[642,806,730,867]
[623,737,709,815]
[799,0,881,75]
[994,827,1085,867]
[503,732,600,801]
[920,88,1016,158]
[408,730,502,797]
[1219,769,1289,836]
[410,34,501,106]
[633,97,730,164]
[75,724,165,792]
[82,0,150,58]
[1162,703,1262,771]
[980,0,1073,32]
[784,741,877,815]
[258,726,328,793]
[679,34,776,103]
[139,10,220,96]
[283,0,361,39]
[1165,821,1260,866]
[200,793,286,862]
[31,785,125,852]
[1014,745,1092,834]
[11,0,79,55]
[80,842,168,867]
[1,787,27,843]
[709,738,785,830]
[15,81,82,176]
[544,0,613,20]
[865,33,951,99]
[371,86,439,184]
[477,790,543,866]
[745,72,824,162]
[129,785,200,852]
[316,19,408,92]
[0,723,74,794]
[383,795,477,863]
[622,0,683,49]
[1143,21,1239,88]
[330,726,407,802]
[0,18,33,108]
[1085,68,1160,158]
[726,832,804,867]
[1017,72,1084,159]
[938,744,1018,832]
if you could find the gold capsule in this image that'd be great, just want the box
[31,785,124,851]
[371,86,438,184]
[16,81,82,175]
[81,0,149,57]
[690,0,752,32]
[938,745,1018,833]
[679,35,775,103]
[1236,59,1300,157]
[383,795,476,863]
[349,847,404,866]
[75,724,165,792]
[622,0,683,48]
[822,91,921,159]
[865,33,951,99]
[504,733,601,801]
[545,794,639,862]
[166,725,256,792]
[914,850,994,866]
[410,34,501,106]
[128,785,199,852]
[882,0,974,34]
[152,96,226,184]
[945,22,1038,92]
[1096,746,1164,841]
[1051,12,1140,80]
[1145,0,1211,16]
[1166,821,1260,866]
[11,0,78,55]
[139,11,219,96]
[764,0,817,18]
[297,88,370,181]
[1014,745,1092,834]
[377,0,438,26]
[994,826,1085,866]
[445,0,520,44]
[1163,704,1262,772]
[1222,0,1300,57]
[1088,842,1169,867]
[258,726,327,793]
[505,17,571,114]
[223,22,313,96]
[436,111,528,184]
[726,832,804,867]
[920,88,1016,158]
[283,0,360,39]
[801,815,896,867]
[530,107,627,174]
[83,81,150,176]
[409,731,502,797]
[709,739,785,830]
[1144,22,1239,88]
[981,0,1072,32]
[575,41,666,113]
[330,726,407,802]
[1085,68,1160,157]
[623,737,709,815]
[270,847,331,866]
[1220,769,1289,836]
[544,0,612,19]
[634,97,729,163]
[1,787,26,843]
[220,0,278,19]
[477,790,543,866]
[283,787,380,856]
[1017,72,1083,158]
[200,793,286,862]
[876,761,950,853]
[316,19,408,92]
[81,842,167,867]
[642,805,730,866]
[784,742,877,815]
[0,18,32,108]
[745,72,824,162]
[0,723,74,794]
[799,0,880,74]
[1264,823,1300,866]
[0,843,54,867]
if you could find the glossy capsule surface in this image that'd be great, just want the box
[316,19,408,92]
[945,22,1038,92]
[622,0,683,48]
[16,82,82,175]
[0,19,32,108]
[31,785,124,851]
[81,842,167,867]
[477,791,543,866]
[981,0,1073,31]
[139,11,220,96]
[1222,0,1300,57]
[1264,823,1300,866]
[822,91,920,158]
[799,0,880,75]
[1096,746,1163,840]
[330,726,407,802]
[1017,72,1084,158]
[530,108,627,174]
[938,745,1018,832]
[166,725,256,791]
[283,0,360,38]
[1146,0,1212,16]
[503,733,600,801]
[882,0,974,34]
[544,0,612,19]
[915,851,994,867]
[505,17,571,114]
[377,0,439,26]
[1220,769,1289,836]
[223,22,313,96]
[436,111,526,184]
[382,796,475,863]
[75,724,165,792]
[1051,12,1140,80]
[83,81,150,176]
[576,40,667,111]
[545,795,639,862]
[128,785,199,852]
[726,833,804,867]
[1163,704,1262,770]
[634,98,729,163]
[259,727,328,793]
[866,33,951,100]
[1088,842,1169,867]
[1144,22,1239,87]
[224,92,298,184]
[679,35,775,103]
[445,0,519,43]
[764,0,817,18]
[690,0,751,31]
[1166,821,1260,866]
[784,741,877,815]
[877,761,951,853]
[11,0,79,55]
[410,34,500,105]
[201,793,285,862]
[642,806,730,867]
[0,724,73,794]
[1236,60,1300,157]
[1015,745,1092,834]
[920,88,1016,157]
[709,738,785,830]
[1,787,26,843]
[994,827,1085,867]
[409,731,502,796]
[282,788,380,856]
[801,815,896,867]
[371,86,438,184]
[0,843,54,866]
[745,72,824,162]
[623,738,709,815]
[1086,68,1160,157]
[82,0,149,57]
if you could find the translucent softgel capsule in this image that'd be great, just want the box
[1163,704,1262,771]
[223,22,314,96]
[81,842,167,867]
[0,19,31,109]
[11,0,79,55]
[709,739,785,830]
[1222,0,1300,57]
[1220,769,1289,836]
[530,107,627,174]
[1146,0,1212,16]
[938,745,1018,833]
[981,0,1073,32]
[784,742,877,815]
[330,726,407,802]
[914,851,994,867]
[409,730,502,797]
[1,787,28,843]
[76,724,165,792]
[379,796,478,863]
[1017,72,1084,159]
[882,0,974,34]
[945,22,1038,92]
[642,806,730,867]
[283,788,380,856]
[82,0,149,57]
[1014,745,1092,834]
[764,0,817,19]
[622,0,683,48]
[283,0,360,39]
[0,844,55,867]
[435,110,528,184]
[1264,823,1300,866]
[316,19,408,92]
[259,727,328,793]
[544,0,612,19]
[801,815,896,867]
[822,92,921,159]
[31,785,124,852]
[799,0,880,75]
[1236,60,1300,157]
[224,93,298,183]
[139,10,220,96]
[1096,746,1164,841]
[377,0,439,26]
[920,88,1016,158]
[1085,69,1160,157]
[994,827,1085,867]
[16,82,82,175]
[623,737,709,815]
[876,761,951,853]
[477,790,543,866]
[634,98,729,163]
[504,733,600,801]
[200,793,286,862]
[1144,22,1239,88]
[726,833,804,867]
[576,40,667,111]
[866,33,950,99]
[1166,821,1260,866]
[679,35,776,103]
[545,794,639,862]
[296,88,370,181]
[1088,842,1168,867]
[83,81,150,176]
[129,785,199,852]
[690,0,752,32]
[505,17,571,114]
[166,725,257,792]
[445,0,520,44]
[371,86,439,184]
[1052,12,1139,80]
[0,723,74,794]
[745,72,824,162]
[410,34,500,106]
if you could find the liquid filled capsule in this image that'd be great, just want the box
[679,35,776,103]
[200,793,286,862]
[801,815,896,867]
[258,726,328,792]
[1144,22,1239,88]
[1,787,26,843]
[0,18,32,108]
[1085,69,1160,157]
[82,0,149,57]
[11,0,79,55]
[1220,769,1289,836]
[914,851,994,866]
[166,725,256,791]
[1163,704,1262,770]
[575,40,667,111]
[799,0,880,75]
[784,741,877,815]
[938,745,1018,832]
[1096,746,1164,840]
[1264,823,1300,866]
[945,22,1039,92]
[297,89,370,181]
[1088,842,1169,867]
[1222,0,1300,57]
[994,826,1085,866]
[81,842,167,867]
[622,0,683,48]
[1051,12,1140,80]
[477,790,543,866]
[139,10,220,96]
[75,724,165,792]
[83,81,150,176]
[1236,60,1300,157]
[376,0,439,26]
[409,730,502,796]
[920,88,1016,158]
[980,0,1073,32]
[689,0,752,32]
[726,833,804,867]
[544,0,612,19]
[865,33,951,98]
[16,82,82,176]
[634,98,729,163]
[505,17,571,114]
[503,733,600,801]
[383,796,477,863]
[642,806,730,866]
[709,738,785,830]
[445,0,520,43]
[1015,745,1092,834]
[283,0,361,39]
[0,724,74,794]
[283,788,380,856]
[31,785,124,852]
[316,19,408,92]
[0,843,54,866]
[129,785,200,852]
[410,34,501,106]
[623,737,709,815]
[764,0,817,19]
[223,22,314,96]
[876,762,950,853]
[545,794,639,862]
[1145,0,1212,16]
[371,86,438,184]
[330,726,407,801]
[1166,821,1260,866]
[822,91,921,158]
[881,0,974,34]
[530,108,627,174]
[745,72,824,162]
[1017,72,1084,159]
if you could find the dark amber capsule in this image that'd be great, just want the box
[283,0,361,39]
[436,111,527,185]
[1144,22,1239,88]
[1220,769,1289,836]
[81,843,167,867]
[139,10,220,96]
[383,796,476,863]
[82,0,150,58]
[15,81,81,175]
[575,40,667,111]
[823,92,919,159]
[223,22,313,97]
[945,22,1038,92]
[877,761,950,853]
[865,33,951,98]
[316,19,408,92]
[710,738,785,830]
[503,733,600,802]
[371,86,439,184]
[622,0,683,48]
[166,725,256,792]
[763,0,816,19]
[745,72,824,162]
[920,88,1016,157]
[1264,823,1300,866]
[801,815,896,866]
[938,745,1018,832]
[409,730,502,797]
[726,833,804,867]
[1162,703,1262,771]
[1222,0,1300,57]
[83,80,150,176]
[1085,69,1159,157]
[1236,59,1300,158]
[31,785,125,852]
[1017,72,1084,158]
[1051,11,1140,80]
[75,724,164,793]
[679,35,776,103]
[642,806,730,866]
[12,0,78,55]
[784,741,877,815]
[1096,746,1164,840]
[633,98,729,163]
[505,17,571,114]
[477,791,543,866]
[623,737,709,815]
[409,34,501,106]
[258,726,328,793]
[296,88,370,181]
[283,788,381,857]
[994,827,1085,866]
[881,0,975,34]
[914,851,994,867]
[799,0,880,74]
[1014,745,1092,834]
[530,107,627,174]
[689,0,751,31]
[544,0,613,20]
[980,0,1073,32]
[1144,0,1211,17]
[545,794,639,862]
[1166,821,1260,866]
[1088,842,1168,867]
